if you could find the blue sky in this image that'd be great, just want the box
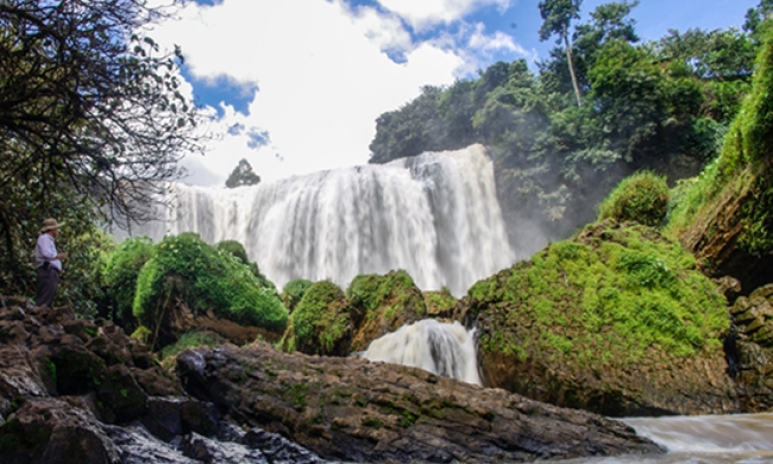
[149,0,759,186]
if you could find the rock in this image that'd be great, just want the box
[467,221,738,416]
[0,397,121,464]
[177,345,663,464]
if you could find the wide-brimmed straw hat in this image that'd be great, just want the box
[40,218,64,233]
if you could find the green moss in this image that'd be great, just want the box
[159,331,225,369]
[132,233,288,346]
[423,287,457,314]
[361,417,382,428]
[598,171,670,227]
[282,280,349,355]
[281,279,314,312]
[102,236,155,328]
[666,23,773,256]
[474,222,729,368]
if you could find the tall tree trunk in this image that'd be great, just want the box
[563,23,582,107]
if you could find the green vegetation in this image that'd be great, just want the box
[133,233,288,345]
[159,331,225,370]
[0,0,202,309]
[666,21,773,257]
[597,171,669,227]
[102,236,156,329]
[369,1,762,243]
[216,239,276,291]
[423,287,457,314]
[281,280,349,355]
[346,270,426,324]
[471,221,729,363]
[281,278,314,312]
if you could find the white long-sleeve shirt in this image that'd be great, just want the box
[36,233,62,271]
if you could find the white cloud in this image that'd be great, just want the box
[467,22,537,61]
[147,0,468,185]
[375,0,513,31]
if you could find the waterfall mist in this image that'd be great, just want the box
[132,144,513,295]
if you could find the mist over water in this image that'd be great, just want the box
[133,144,513,295]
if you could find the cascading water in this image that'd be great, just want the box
[133,144,513,296]
[361,319,480,385]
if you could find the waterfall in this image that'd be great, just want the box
[132,144,513,296]
[361,320,481,385]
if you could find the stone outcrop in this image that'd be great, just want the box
[462,221,739,417]
[177,343,663,464]
[0,298,226,464]
[728,283,773,411]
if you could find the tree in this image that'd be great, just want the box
[538,0,584,107]
[225,158,261,188]
[0,0,203,302]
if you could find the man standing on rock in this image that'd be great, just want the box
[35,218,67,307]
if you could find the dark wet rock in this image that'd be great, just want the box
[729,283,773,411]
[181,432,268,464]
[0,397,121,464]
[177,343,663,464]
[97,364,149,423]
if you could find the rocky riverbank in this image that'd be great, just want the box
[0,295,663,463]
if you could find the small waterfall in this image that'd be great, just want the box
[361,320,481,385]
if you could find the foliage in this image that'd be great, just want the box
[215,239,275,291]
[367,2,758,247]
[666,20,773,256]
[225,158,261,188]
[133,233,288,345]
[470,221,729,366]
[423,288,457,314]
[281,278,314,313]
[281,280,349,355]
[102,236,155,329]
[597,171,669,227]
[159,330,225,370]
[346,270,426,324]
[0,0,203,307]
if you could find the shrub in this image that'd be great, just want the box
[216,239,276,292]
[282,280,349,354]
[133,233,288,342]
[597,171,670,227]
[281,278,314,313]
[102,236,155,329]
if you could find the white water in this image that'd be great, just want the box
[361,319,481,385]
[546,414,773,464]
[132,144,513,296]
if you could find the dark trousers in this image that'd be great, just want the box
[36,267,59,307]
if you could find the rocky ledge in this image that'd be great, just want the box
[0,296,662,463]
[177,343,663,463]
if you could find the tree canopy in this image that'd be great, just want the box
[225,158,261,188]
[0,0,203,302]
[368,0,763,249]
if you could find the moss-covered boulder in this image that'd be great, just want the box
[423,287,458,319]
[280,280,351,355]
[133,233,288,350]
[598,171,669,227]
[280,278,314,313]
[280,270,428,355]
[666,23,773,292]
[102,236,155,332]
[346,270,427,352]
[467,220,737,416]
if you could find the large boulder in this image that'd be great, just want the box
[280,271,428,356]
[177,343,662,464]
[465,220,738,416]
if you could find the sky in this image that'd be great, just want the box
[146,0,760,186]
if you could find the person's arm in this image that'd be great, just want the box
[38,235,66,261]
